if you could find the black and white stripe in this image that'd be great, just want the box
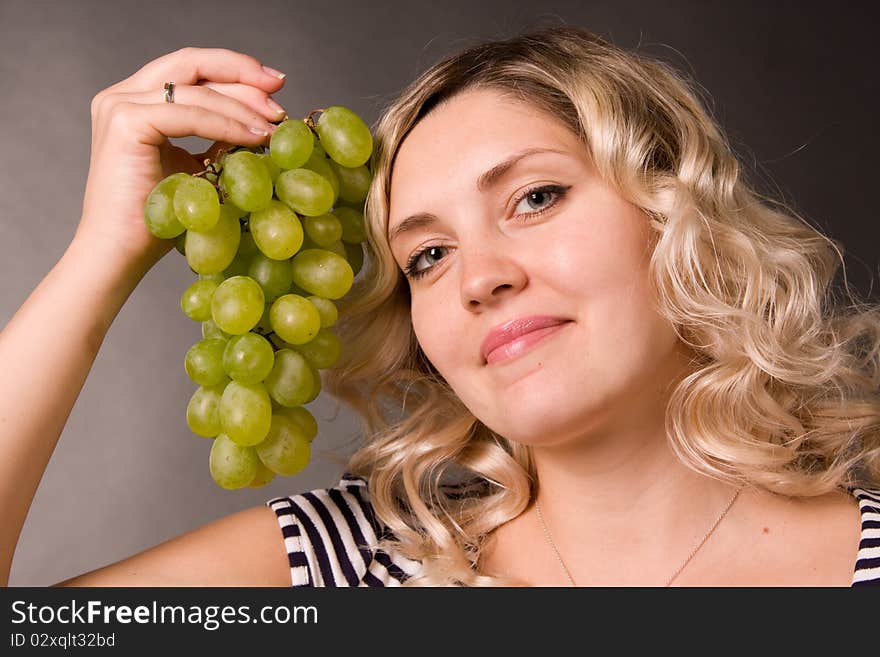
[852,487,880,586]
[266,474,421,586]
[267,477,880,587]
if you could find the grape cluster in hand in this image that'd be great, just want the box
[144,105,372,490]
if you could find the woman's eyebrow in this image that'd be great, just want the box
[388,147,568,245]
[475,146,567,192]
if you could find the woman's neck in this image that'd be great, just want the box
[510,418,743,586]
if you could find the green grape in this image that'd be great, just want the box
[223,201,249,219]
[144,172,189,239]
[256,152,281,184]
[315,106,373,168]
[186,383,226,437]
[275,168,335,217]
[248,253,294,302]
[222,332,275,384]
[334,196,364,208]
[263,349,315,407]
[175,232,187,256]
[249,200,304,260]
[307,296,338,328]
[180,279,220,322]
[222,255,251,279]
[269,294,321,345]
[321,239,347,259]
[219,150,273,212]
[302,147,339,203]
[173,176,221,231]
[327,160,371,204]
[289,282,310,297]
[300,234,347,264]
[184,338,228,386]
[210,434,259,489]
[202,319,232,340]
[298,232,319,252]
[291,328,341,369]
[274,405,319,442]
[291,249,354,300]
[211,275,265,335]
[303,213,343,247]
[269,119,315,170]
[185,204,242,275]
[343,241,365,277]
[303,362,322,403]
[302,140,339,192]
[256,414,311,476]
[333,206,367,244]
[218,380,272,446]
[200,272,226,283]
[223,230,259,277]
[248,460,276,488]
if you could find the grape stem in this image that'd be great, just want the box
[304,109,326,134]
[193,144,256,179]
[251,326,284,352]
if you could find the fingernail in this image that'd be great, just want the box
[266,97,286,115]
[249,126,269,136]
[262,65,286,80]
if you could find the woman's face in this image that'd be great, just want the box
[387,87,693,448]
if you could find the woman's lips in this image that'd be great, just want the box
[485,321,572,365]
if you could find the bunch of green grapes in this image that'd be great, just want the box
[143,106,371,490]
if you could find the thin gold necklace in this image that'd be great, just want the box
[534,486,743,587]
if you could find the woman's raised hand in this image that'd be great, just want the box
[76,47,287,271]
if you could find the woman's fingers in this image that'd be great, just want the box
[102,101,272,150]
[96,84,279,136]
[90,48,287,157]
[76,48,288,271]
[198,81,288,121]
[100,47,285,98]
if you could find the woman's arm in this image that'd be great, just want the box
[50,505,291,587]
[0,238,291,587]
[2,46,288,586]
[0,237,150,585]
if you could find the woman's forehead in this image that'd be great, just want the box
[388,91,581,206]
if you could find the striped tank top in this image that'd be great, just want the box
[265,473,880,586]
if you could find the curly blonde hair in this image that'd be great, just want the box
[322,25,880,586]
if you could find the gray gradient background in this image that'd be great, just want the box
[1,0,877,586]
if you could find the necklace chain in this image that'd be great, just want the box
[534,486,743,587]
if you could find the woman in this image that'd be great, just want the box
[1,27,878,587]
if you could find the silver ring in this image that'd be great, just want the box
[163,82,175,104]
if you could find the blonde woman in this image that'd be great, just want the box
[2,27,878,587]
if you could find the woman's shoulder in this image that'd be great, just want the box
[799,485,880,587]
[264,472,421,587]
[713,483,879,587]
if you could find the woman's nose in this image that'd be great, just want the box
[457,242,528,310]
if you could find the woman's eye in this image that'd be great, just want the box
[405,245,449,280]
[512,184,569,217]
[515,189,554,214]
[402,184,570,281]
